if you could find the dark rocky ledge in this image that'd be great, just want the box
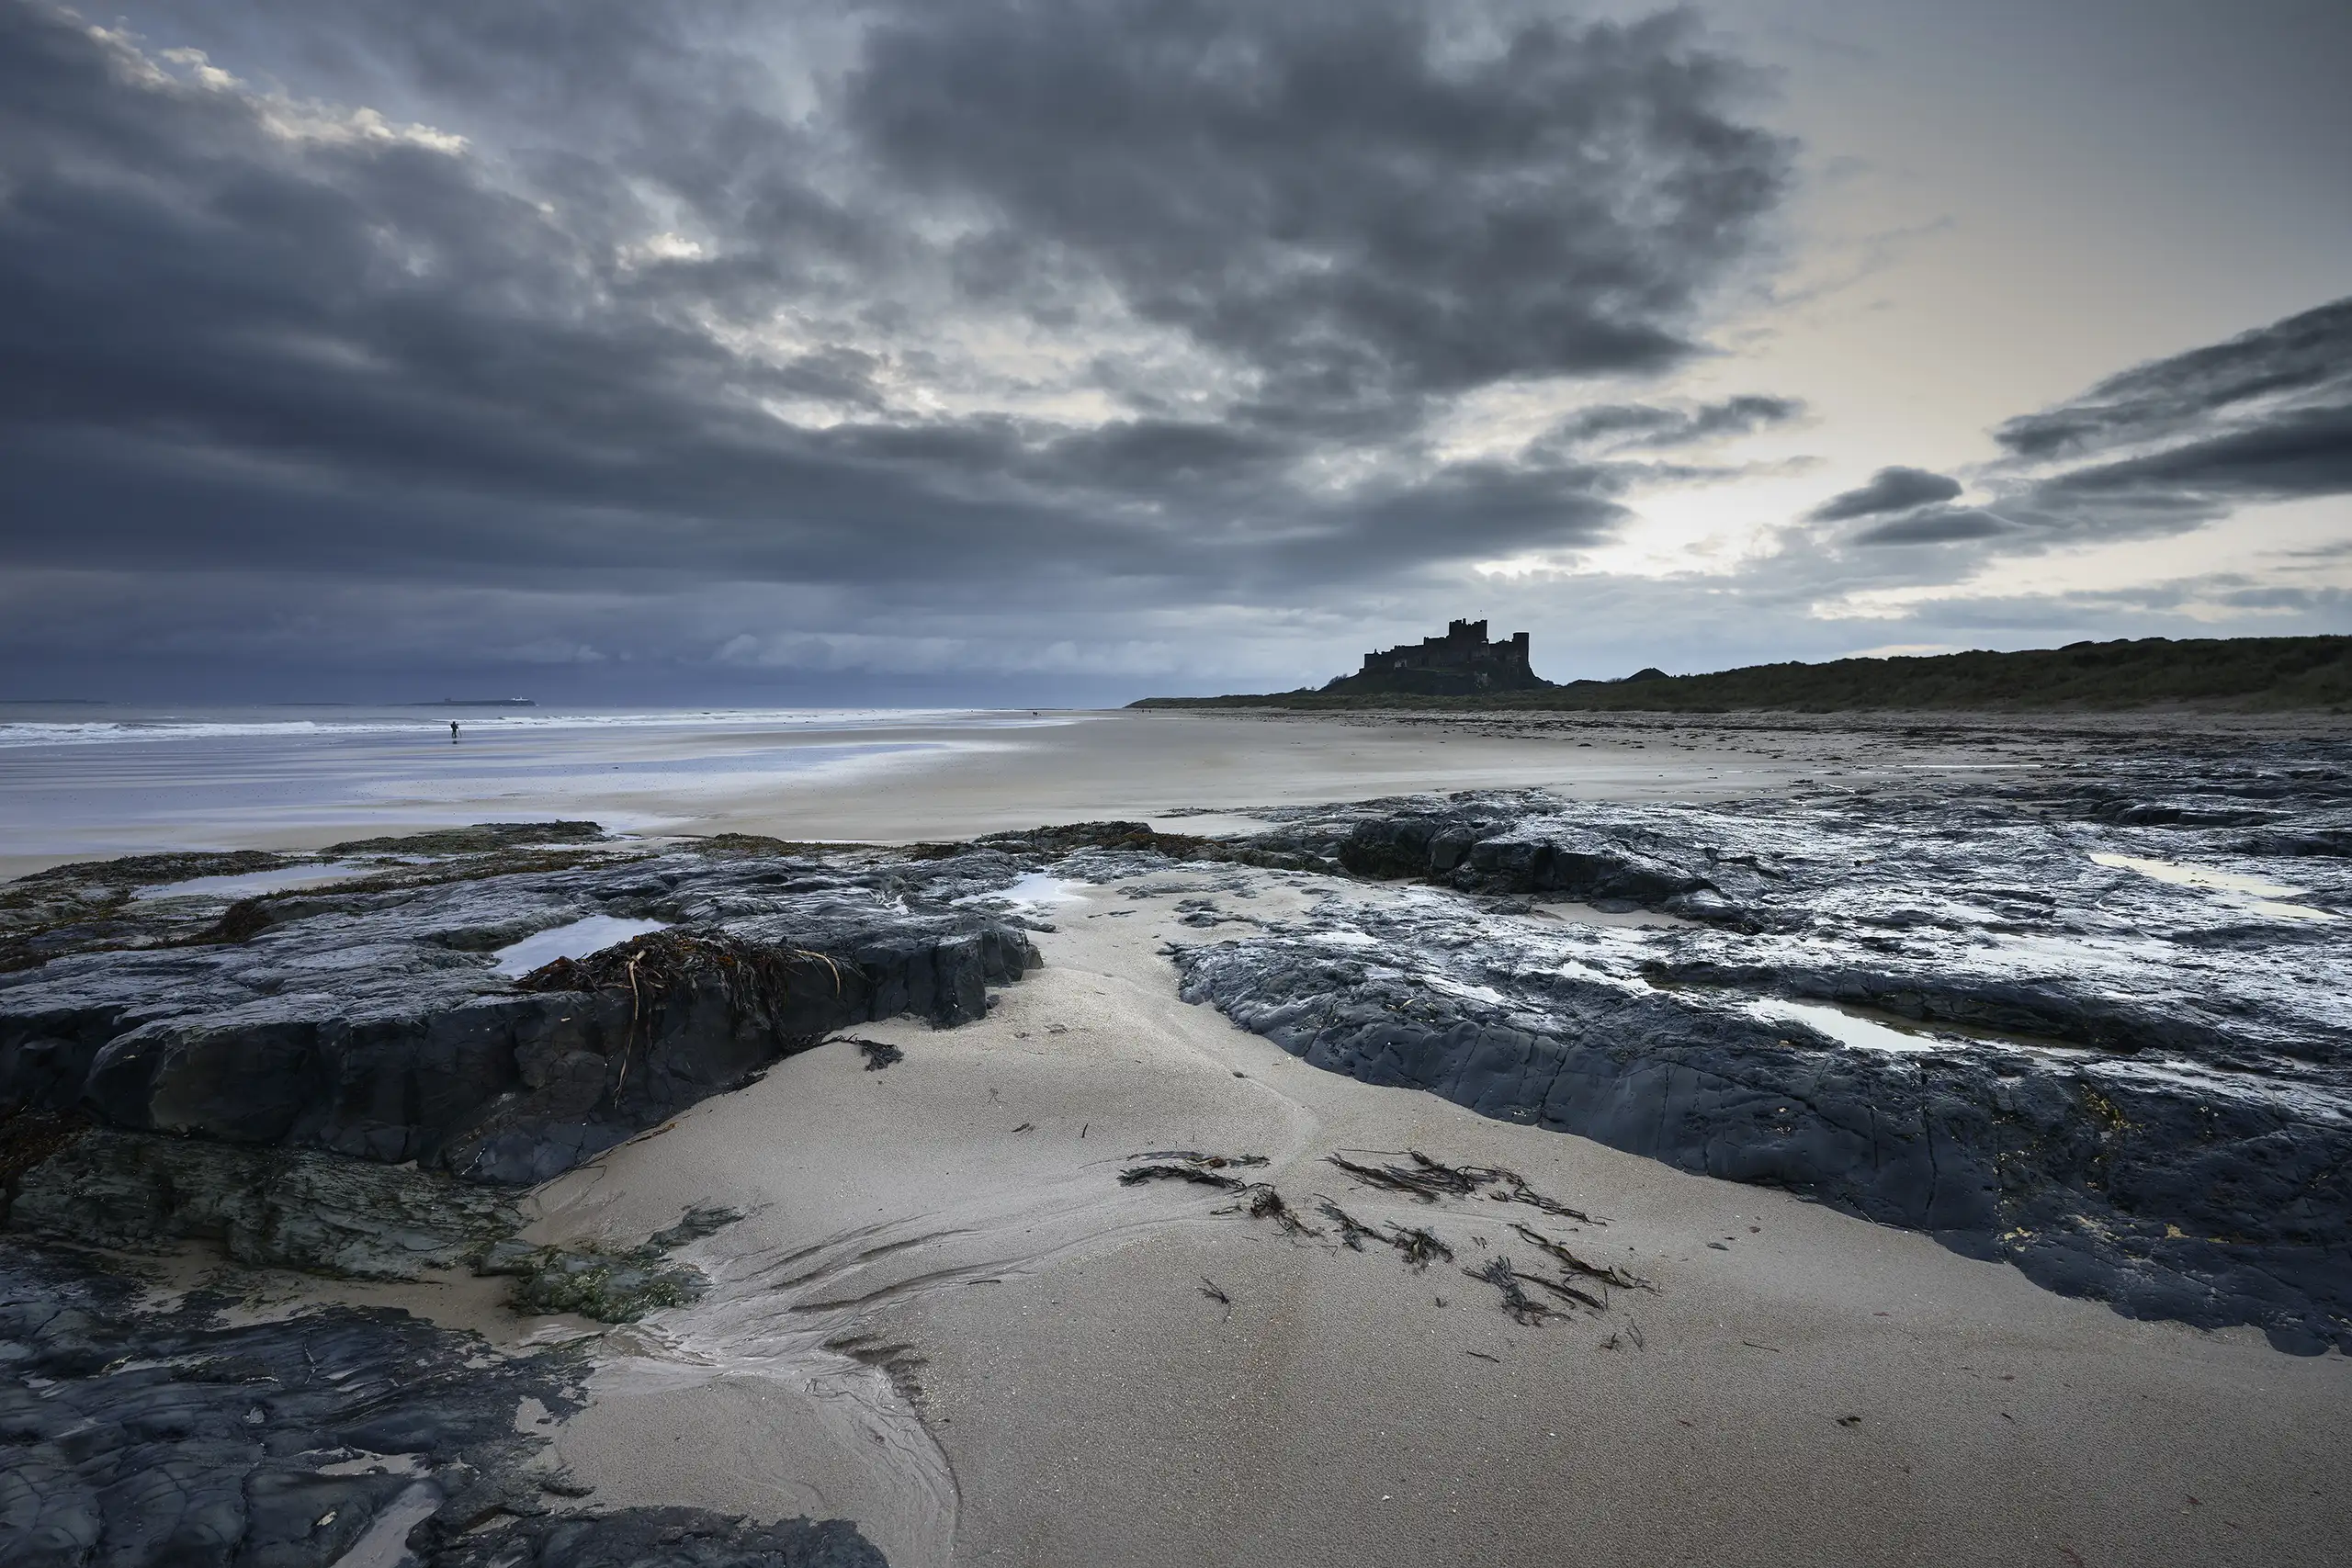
[1161,737,2352,1353]
[0,834,1040,1187]
[0,1241,884,1568]
[0,829,1069,1567]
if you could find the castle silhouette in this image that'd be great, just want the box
[1322,618,1549,696]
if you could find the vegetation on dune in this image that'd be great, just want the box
[1130,634,2352,714]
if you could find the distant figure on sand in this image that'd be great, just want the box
[450,721,460,742]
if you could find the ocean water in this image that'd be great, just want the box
[0,702,1069,865]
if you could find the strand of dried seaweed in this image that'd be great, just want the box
[1313,1198,1455,1269]
[1511,1269,1607,1312]
[1317,1199,1385,1251]
[1119,1164,1246,1190]
[1128,1150,1268,1168]
[1386,1224,1453,1271]
[1509,1223,1648,1290]
[1464,1255,1561,1325]
[1488,1175,1600,1224]
[1224,1183,1324,1237]
[1325,1151,1465,1201]
[1325,1149,1602,1224]
[828,1036,904,1070]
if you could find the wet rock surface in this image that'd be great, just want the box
[6,1120,521,1280]
[0,829,1065,1567]
[1167,736,2352,1352]
[0,834,1041,1185]
[0,1241,886,1568]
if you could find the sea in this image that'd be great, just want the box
[0,703,1069,866]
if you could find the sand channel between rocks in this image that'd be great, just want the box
[525,868,2352,1568]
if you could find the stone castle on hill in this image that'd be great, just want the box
[1322,618,1551,696]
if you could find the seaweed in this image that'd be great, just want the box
[1313,1199,1454,1269]
[844,1037,904,1070]
[1488,1174,1600,1224]
[485,1241,707,1322]
[1130,1150,1268,1168]
[1317,1199,1385,1251]
[1326,1149,1600,1223]
[1325,1151,1464,1201]
[0,1108,85,1190]
[1119,1164,1245,1190]
[687,833,858,860]
[1512,1269,1607,1312]
[1387,1224,1453,1271]
[480,1201,738,1322]
[1227,1183,1324,1237]
[1510,1223,1648,1290]
[1464,1255,1561,1325]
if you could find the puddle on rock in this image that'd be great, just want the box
[137,862,379,901]
[957,871,1091,915]
[1750,998,1947,1055]
[492,915,670,976]
[2089,852,2334,920]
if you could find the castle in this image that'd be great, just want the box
[1323,618,1549,696]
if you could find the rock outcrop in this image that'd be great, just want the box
[1165,739,2352,1352]
[0,838,1040,1186]
[0,1241,886,1568]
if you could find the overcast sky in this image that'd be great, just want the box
[3,0,2346,704]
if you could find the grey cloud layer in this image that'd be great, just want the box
[1809,465,1962,522]
[6,0,2335,699]
[1544,394,1804,452]
[0,0,1793,660]
[1804,295,2352,566]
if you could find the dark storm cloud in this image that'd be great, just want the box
[1544,394,1804,452]
[1807,466,1962,521]
[1993,297,2352,461]
[0,0,1797,684]
[1959,295,2352,543]
[1793,295,2352,593]
[1847,507,2009,547]
[845,0,1792,407]
[2032,404,2352,506]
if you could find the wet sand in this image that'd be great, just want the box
[6,702,2277,880]
[525,870,2352,1568]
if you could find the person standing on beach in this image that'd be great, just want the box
[450,720,460,742]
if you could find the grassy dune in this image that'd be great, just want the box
[1131,634,2352,714]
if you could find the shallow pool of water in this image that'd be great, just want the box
[492,915,669,976]
[2089,852,2333,920]
[958,872,1091,914]
[137,862,379,901]
[1751,998,1947,1055]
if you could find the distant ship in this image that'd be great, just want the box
[415,698,537,707]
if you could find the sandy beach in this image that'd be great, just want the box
[507,863,2350,1568]
[7,705,2349,1568]
[3,701,2314,880]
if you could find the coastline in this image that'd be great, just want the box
[5,708,2350,1565]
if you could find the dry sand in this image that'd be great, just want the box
[0,704,2104,879]
[516,868,2351,1568]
